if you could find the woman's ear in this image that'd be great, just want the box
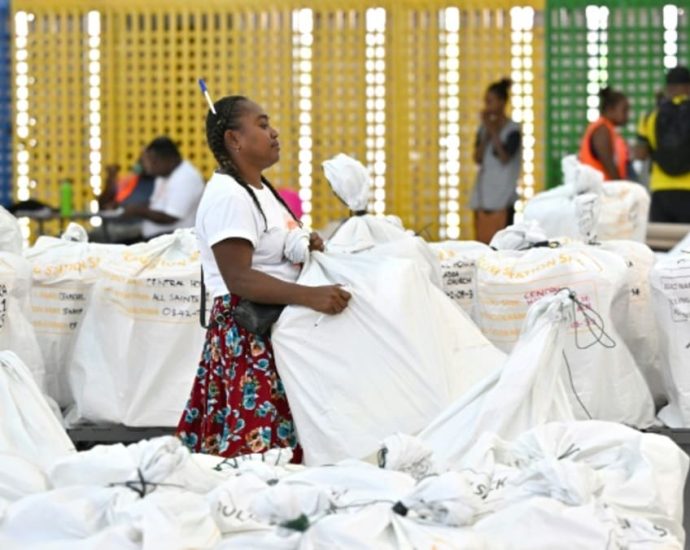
[224,129,242,153]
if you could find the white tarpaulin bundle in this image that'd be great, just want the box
[523,156,650,242]
[476,226,655,427]
[0,207,22,255]
[417,290,577,467]
[429,240,490,321]
[67,229,205,426]
[24,225,125,407]
[651,251,690,427]
[0,351,74,471]
[273,154,505,465]
[0,252,45,389]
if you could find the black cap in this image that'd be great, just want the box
[666,66,690,85]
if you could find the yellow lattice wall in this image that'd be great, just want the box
[13,0,545,242]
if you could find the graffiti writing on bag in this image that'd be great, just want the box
[473,476,508,500]
[0,284,6,329]
[660,276,690,323]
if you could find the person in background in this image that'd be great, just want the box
[92,159,155,244]
[635,65,690,223]
[579,87,631,181]
[471,78,522,245]
[176,95,351,460]
[123,137,205,239]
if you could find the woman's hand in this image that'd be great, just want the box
[305,285,351,314]
[309,232,325,252]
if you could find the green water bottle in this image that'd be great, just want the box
[59,178,73,217]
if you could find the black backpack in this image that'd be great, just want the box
[653,98,690,176]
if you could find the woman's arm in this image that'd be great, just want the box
[591,125,622,180]
[473,127,489,165]
[212,238,349,314]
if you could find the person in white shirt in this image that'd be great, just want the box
[176,95,351,461]
[124,136,205,239]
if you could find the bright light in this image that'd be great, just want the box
[293,9,313,226]
[438,7,462,239]
[365,7,387,214]
[663,5,679,68]
[511,7,536,216]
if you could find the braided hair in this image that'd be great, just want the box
[205,95,301,230]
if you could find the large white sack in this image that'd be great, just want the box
[0,206,22,255]
[597,240,663,404]
[429,240,490,321]
[469,421,688,548]
[389,421,687,548]
[0,252,45,388]
[0,351,74,470]
[524,157,650,242]
[273,155,504,465]
[0,485,220,550]
[476,232,655,427]
[24,225,125,407]
[416,290,576,467]
[273,243,504,465]
[651,251,690,427]
[67,229,205,426]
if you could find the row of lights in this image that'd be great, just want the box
[365,8,387,215]
[438,7,461,239]
[292,9,313,228]
[14,11,32,242]
[663,5,680,69]
[87,11,102,227]
[510,7,536,215]
[585,5,609,123]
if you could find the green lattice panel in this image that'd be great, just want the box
[546,5,589,187]
[546,1,690,187]
[608,6,668,142]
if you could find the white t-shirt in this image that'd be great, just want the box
[196,172,301,298]
[142,160,206,239]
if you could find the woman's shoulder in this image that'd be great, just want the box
[505,118,521,132]
[205,171,248,198]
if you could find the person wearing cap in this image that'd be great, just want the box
[635,66,690,223]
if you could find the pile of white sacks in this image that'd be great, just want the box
[0,154,689,547]
[0,213,205,427]
[0,302,687,549]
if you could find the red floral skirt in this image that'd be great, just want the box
[176,294,302,462]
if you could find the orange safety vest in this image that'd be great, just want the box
[115,173,140,203]
[578,117,628,181]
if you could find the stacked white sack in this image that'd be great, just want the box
[429,240,490,322]
[0,206,22,255]
[0,249,45,389]
[67,229,205,427]
[524,156,650,242]
[417,289,577,467]
[474,223,655,427]
[0,351,74,474]
[652,250,690,427]
[24,224,125,407]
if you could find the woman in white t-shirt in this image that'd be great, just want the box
[176,95,351,462]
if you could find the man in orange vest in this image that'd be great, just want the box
[579,87,631,181]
